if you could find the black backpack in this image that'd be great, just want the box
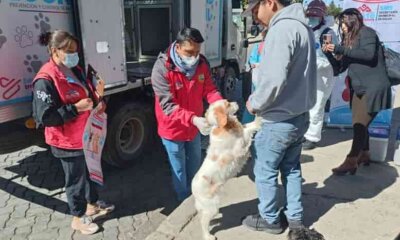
[381,43,400,86]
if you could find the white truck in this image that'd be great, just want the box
[0,0,247,167]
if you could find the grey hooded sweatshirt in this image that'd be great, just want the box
[249,3,317,122]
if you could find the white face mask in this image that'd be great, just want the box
[62,52,79,68]
[308,17,321,28]
[181,55,199,68]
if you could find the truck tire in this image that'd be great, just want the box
[102,102,152,167]
[222,64,238,101]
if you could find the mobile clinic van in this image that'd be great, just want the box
[0,0,246,167]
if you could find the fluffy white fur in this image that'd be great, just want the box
[191,100,262,240]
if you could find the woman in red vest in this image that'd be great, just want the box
[32,30,114,235]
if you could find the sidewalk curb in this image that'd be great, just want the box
[145,197,197,240]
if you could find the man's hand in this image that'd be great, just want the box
[192,116,211,135]
[246,100,256,115]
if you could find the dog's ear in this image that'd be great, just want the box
[214,107,227,128]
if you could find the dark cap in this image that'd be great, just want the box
[305,0,327,17]
[241,0,292,17]
[241,0,262,17]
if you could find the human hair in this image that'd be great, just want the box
[176,27,204,45]
[38,30,79,53]
[338,8,365,48]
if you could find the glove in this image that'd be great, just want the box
[192,116,211,136]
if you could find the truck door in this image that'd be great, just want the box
[190,0,224,68]
[76,0,127,88]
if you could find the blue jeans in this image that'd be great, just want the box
[161,134,202,201]
[253,113,309,224]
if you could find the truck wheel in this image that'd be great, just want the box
[102,102,152,167]
[222,65,238,101]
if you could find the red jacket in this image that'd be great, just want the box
[33,59,96,149]
[151,48,222,141]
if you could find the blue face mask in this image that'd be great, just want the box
[308,17,321,28]
[63,52,79,68]
[181,55,199,68]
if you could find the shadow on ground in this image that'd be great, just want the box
[1,137,179,221]
[208,158,398,235]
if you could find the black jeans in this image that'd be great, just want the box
[59,155,99,217]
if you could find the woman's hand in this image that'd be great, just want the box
[96,101,107,115]
[322,44,335,53]
[74,98,93,112]
[96,78,105,97]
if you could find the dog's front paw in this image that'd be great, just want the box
[253,116,262,130]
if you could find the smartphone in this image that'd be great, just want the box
[87,64,100,87]
[323,34,332,44]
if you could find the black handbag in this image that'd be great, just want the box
[381,43,400,86]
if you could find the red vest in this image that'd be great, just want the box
[33,59,96,149]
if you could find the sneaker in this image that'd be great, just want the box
[86,200,115,217]
[71,215,99,235]
[242,214,284,235]
[302,140,317,150]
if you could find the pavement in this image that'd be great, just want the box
[146,128,400,240]
[0,141,180,240]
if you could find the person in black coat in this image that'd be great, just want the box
[323,8,391,175]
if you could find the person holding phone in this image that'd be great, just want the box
[32,30,114,235]
[323,9,391,175]
[303,0,339,150]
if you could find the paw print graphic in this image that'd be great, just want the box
[34,13,51,33]
[0,28,7,49]
[14,26,33,48]
[24,55,43,74]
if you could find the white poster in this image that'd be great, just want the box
[83,104,107,186]
[0,0,73,107]
[344,0,400,42]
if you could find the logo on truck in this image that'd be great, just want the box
[14,26,34,48]
[8,0,71,5]
[34,13,51,33]
[0,77,21,100]
[24,55,43,73]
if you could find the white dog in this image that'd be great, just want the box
[191,100,262,240]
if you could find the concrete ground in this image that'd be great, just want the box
[0,141,180,240]
[147,128,400,240]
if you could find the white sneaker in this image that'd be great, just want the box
[71,215,99,235]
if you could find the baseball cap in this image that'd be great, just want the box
[241,0,293,17]
[241,0,262,17]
